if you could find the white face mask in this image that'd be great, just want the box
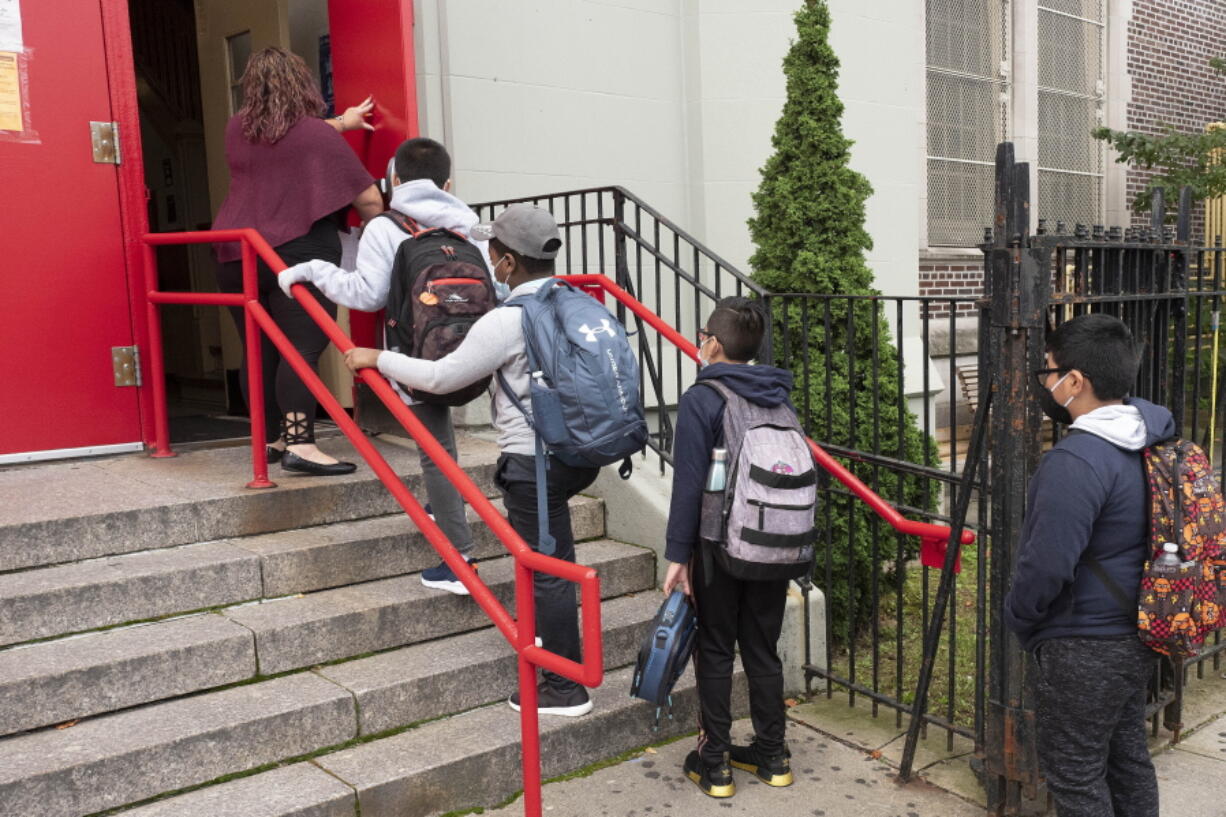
[490,254,511,285]
[697,335,711,368]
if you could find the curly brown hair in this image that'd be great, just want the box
[237,47,325,144]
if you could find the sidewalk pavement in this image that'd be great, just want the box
[484,689,1226,817]
[484,715,983,817]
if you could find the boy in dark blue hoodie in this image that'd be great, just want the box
[662,297,798,798]
[1005,314,1168,817]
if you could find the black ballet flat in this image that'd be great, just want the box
[266,445,284,463]
[280,450,357,476]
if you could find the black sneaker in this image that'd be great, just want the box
[507,680,593,717]
[684,750,735,798]
[729,738,793,787]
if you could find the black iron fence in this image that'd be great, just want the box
[980,143,1226,813]
[474,175,1226,814]
[473,187,996,758]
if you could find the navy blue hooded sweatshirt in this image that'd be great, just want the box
[664,362,796,564]
[1003,398,1175,651]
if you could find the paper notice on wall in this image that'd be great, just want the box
[0,51,22,131]
[0,0,22,52]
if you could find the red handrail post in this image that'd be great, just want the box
[142,242,175,458]
[516,560,542,817]
[241,239,275,489]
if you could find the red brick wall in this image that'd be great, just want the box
[917,262,983,318]
[1127,0,1226,239]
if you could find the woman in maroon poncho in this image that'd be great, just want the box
[214,47,381,475]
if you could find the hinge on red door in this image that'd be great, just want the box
[112,346,141,387]
[90,121,121,165]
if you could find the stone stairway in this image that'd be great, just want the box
[0,436,719,817]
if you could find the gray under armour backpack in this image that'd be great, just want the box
[697,380,818,581]
[498,278,648,472]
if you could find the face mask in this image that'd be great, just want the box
[1038,371,1076,425]
[490,254,511,285]
[697,335,711,368]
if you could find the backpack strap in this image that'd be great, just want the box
[694,380,738,449]
[378,209,422,236]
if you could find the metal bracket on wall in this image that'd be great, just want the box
[90,121,121,164]
[112,346,141,387]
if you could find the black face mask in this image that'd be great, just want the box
[1037,372,1074,425]
[1038,388,1073,425]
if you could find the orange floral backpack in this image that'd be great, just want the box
[1087,440,1226,658]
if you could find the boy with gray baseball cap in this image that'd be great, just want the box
[471,203,563,260]
[345,203,597,717]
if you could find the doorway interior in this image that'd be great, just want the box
[128,0,345,444]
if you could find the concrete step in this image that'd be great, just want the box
[225,539,655,675]
[113,664,749,817]
[236,494,606,598]
[0,495,604,647]
[317,592,663,737]
[0,594,667,817]
[0,541,650,737]
[0,436,502,573]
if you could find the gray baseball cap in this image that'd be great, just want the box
[471,204,562,260]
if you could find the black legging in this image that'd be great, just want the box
[216,217,340,445]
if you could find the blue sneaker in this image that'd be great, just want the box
[421,557,475,595]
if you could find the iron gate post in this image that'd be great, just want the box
[982,143,1049,815]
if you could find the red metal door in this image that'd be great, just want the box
[0,1,141,457]
[327,0,418,349]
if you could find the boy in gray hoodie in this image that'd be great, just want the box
[279,138,491,595]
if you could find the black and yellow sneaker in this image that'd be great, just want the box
[683,750,735,798]
[729,738,793,787]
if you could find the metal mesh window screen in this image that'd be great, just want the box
[1038,1,1105,225]
[926,0,1008,246]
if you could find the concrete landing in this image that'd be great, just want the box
[0,436,502,570]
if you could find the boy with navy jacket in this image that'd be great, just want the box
[663,297,797,799]
[1005,314,1167,817]
[279,138,491,595]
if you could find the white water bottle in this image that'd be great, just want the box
[1152,542,1182,573]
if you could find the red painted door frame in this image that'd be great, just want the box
[98,0,156,448]
[96,0,418,448]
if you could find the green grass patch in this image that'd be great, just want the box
[823,542,988,730]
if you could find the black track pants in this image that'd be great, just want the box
[691,550,789,765]
[1034,636,1158,817]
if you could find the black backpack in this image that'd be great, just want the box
[381,211,497,406]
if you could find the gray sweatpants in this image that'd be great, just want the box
[1034,636,1158,817]
[410,402,475,558]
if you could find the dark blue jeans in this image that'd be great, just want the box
[495,452,598,691]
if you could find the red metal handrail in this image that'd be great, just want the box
[142,229,601,817]
[565,274,978,555]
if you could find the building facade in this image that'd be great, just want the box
[2,0,1220,461]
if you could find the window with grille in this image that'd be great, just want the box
[926,0,1009,247]
[1037,1,1105,227]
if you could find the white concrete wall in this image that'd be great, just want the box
[412,0,925,299]
[826,0,924,298]
[413,0,690,219]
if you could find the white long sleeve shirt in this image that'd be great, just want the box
[377,278,547,455]
[286,178,497,312]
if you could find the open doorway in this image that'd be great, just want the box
[128,0,348,445]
